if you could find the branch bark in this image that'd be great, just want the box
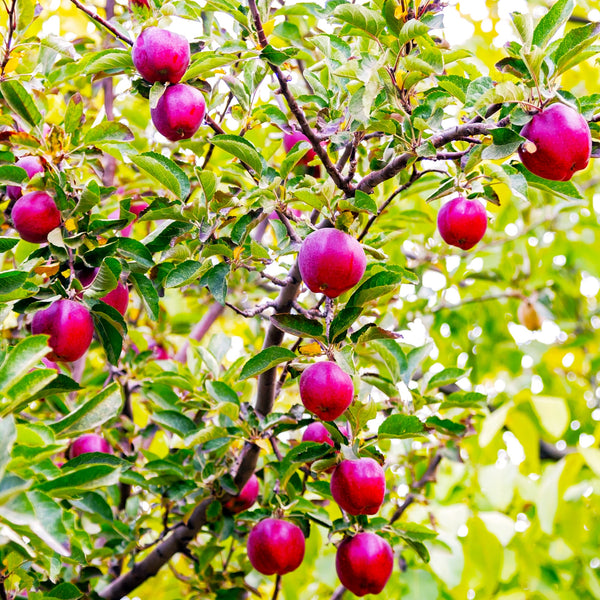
[69,0,132,46]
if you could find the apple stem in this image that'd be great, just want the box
[271,574,282,600]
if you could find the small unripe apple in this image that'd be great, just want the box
[518,298,542,331]
[336,532,394,597]
[68,433,112,459]
[247,518,305,576]
[151,84,206,141]
[7,156,44,200]
[132,27,190,84]
[11,191,60,244]
[224,474,259,514]
[519,103,591,181]
[283,131,317,165]
[32,299,94,362]
[298,228,366,298]
[330,457,386,516]
[437,196,487,250]
[299,362,354,421]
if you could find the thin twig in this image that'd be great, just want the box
[69,0,132,45]
[331,585,346,600]
[226,300,277,317]
[0,0,17,78]
[272,574,282,600]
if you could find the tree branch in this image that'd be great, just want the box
[98,443,260,599]
[69,0,132,46]
[175,302,225,362]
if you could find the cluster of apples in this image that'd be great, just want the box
[132,27,206,141]
[437,102,592,252]
[240,228,395,596]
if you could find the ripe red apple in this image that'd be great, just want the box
[79,268,129,316]
[68,433,112,459]
[224,474,259,514]
[31,299,94,362]
[283,131,317,165]
[299,361,354,421]
[247,518,305,576]
[7,156,44,200]
[11,191,60,244]
[336,532,394,597]
[298,228,366,298]
[330,457,386,515]
[132,27,190,84]
[151,84,206,141]
[437,196,487,250]
[109,202,149,237]
[519,103,592,181]
[302,422,335,446]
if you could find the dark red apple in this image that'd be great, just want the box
[299,362,354,421]
[31,299,94,362]
[151,84,206,141]
[247,518,305,576]
[336,532,394,597]
[519,103,591,181]
[11,191,60,244]
[283,131,317,165]
[132,27,190,84]
[437,196,487,250]
[330,457,386,515]
[224,474,259,514]
[7,156,44,200]
[302,422,334,446]
[68,433,112,459]
[298,228,366,298]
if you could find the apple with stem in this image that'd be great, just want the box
[336,532,394,597]
[330,457,386,516]
[298,228,366,298]
[437,196,487,250]
[247,518,305,576]
[224,474,259,514]
[519,103,592,181]
[32,299,94,362]
[132,27,190,84]
[151,84,206,141]
[300,361,354,421]
[7,156,44,200]
[11,191,60,244]
[68,433,112,459]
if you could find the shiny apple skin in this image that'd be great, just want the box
[132,27,190,84]
[150,84,206,141]
[330,457,386,516]
[437,196,487,250]
[11,191,60,244]
[299,361,354,421]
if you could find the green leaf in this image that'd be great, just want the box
[394,522,438,541]
[270,314,325,339]
[2,369,57,415]
[482,128,524,160]
[532,0,574,50]
[261,45,298,66]
[339,190,378,214]
[0,80,42,128]
[130,273,160,321]
[512,12,533,49]
[347,271,404,307]
[286,441,335,463]
[0,416,16,481]
[426,367,469,390]
[210,134,263,175]
[84,122,134,145]
[555,22,600,74]
[198,170,217,202]
[16,0,35,32]
[514,163,583,199]
[333,4,385,37]
[35,465,121,497]
[0,270,28,294]
[0,239,19,253]
[84,49,134,74]
[117,238,154,270]
[91,303,126,364]
[164,260,204,288]
[64,92,84,134]
[378,414,425,439]
[329,306,363,344]
[199,262,229,305]
[206,381,239,406]
[0,165,27,186]
[131,152,191,199]
[0,335,49,395]
[239,347,296,380]
[50,382,123,437]
[425,416,467,436]
[43,582,82,599]
[152,410,197,437]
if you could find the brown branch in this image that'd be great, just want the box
[175,302,225,362]
[69,0,132,46]
[98,443,260,599]
[226,300,277,317]
[331,585,346,600]
[0,0,17,78]
[247,0,352,196]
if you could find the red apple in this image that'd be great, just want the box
[149,342,169,360]
[298,228,366,298]
[31,299,94,362]
[224,474,259,514]
[299,362,354,421]
[7,156,44,200]
[437,196,487,250]
[11,191,60,244]
[247,518,305,576]
[519,103,591,181]
[132,27,190,84]
[302,422,334,446]
[336,532,394,597]
[68,433,112,459]
[330,457,386,516]
[283,131,317,165]
[151,84,206,141]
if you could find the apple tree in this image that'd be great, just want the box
[1,0,600,598]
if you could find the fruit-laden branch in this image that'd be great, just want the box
[98,442,260,599]
[247,0,353,197]
[357,119,510,194]
[69,0,133,46]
